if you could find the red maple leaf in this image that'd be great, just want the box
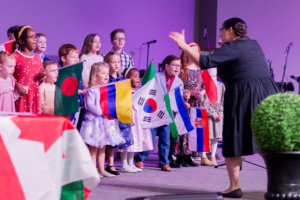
[12,115,75,152]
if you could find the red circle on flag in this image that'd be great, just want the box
[61,77,78,96]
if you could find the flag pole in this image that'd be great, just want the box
[83,79,131,91]
[58,60,86,70]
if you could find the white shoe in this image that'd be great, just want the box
[192,157,201,161]
[121,165,137,173]
[131,165,142,172]
[99,174,104,178]
[99,172,115,178]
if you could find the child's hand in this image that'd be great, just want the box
[23,86,29,95]
[193,91,203,99]
[15,82,28,96]
[184,102,190,110]
[183,91,190,100]
[218,114,223,121]
[78,90,83,94]
[35,71,46,82]
[49,108,55,115]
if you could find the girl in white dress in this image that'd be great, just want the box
[117,67,153,173]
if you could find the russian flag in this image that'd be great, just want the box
[201,68,218,105]
[99,80,133,124]
[189,107,210,152]
[0,41,14,53]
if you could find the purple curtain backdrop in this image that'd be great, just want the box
[0,0,195,71]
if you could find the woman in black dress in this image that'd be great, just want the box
[170,18,279,198]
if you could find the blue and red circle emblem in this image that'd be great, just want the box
[143,98,157,113]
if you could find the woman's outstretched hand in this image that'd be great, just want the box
[169,29,187,49]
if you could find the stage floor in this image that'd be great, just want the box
[88,148,267,200]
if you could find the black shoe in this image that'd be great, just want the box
[176,156,189,167]
[184,155,199,167]
[105,166,120,175]
[169,161,181,168]
[217,188,243,198]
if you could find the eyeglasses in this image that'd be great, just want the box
[114,38,125,42]
[27,35,38,40]
[171,64,182,68]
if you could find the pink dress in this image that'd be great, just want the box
[0,76,16,112]
[118,89,153,152]
[13,51,44,114]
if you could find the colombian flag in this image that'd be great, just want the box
[189,107,210,152]
[100,80,133,124]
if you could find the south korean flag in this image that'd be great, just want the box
[132,78,172,129]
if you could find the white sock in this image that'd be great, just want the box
[128,152,135,167]
[120,152,128,167]
[202,152,207,158]
[211,138,218,157]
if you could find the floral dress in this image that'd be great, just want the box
[175,69,204,155]
[13,51,44,114]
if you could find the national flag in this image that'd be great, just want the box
[164,87,194,138]
[65,108,81,127]
[141,61,156,86]
[0,40,14,53]
[100,80,133,124]
[132,78,172,129]
[54,62,83,117]
[201,68,218,105]
[0,114,100,200]
[189,107,210,152]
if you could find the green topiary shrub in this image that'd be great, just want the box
[251,93,300,151]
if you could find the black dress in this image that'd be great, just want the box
[200,37,280,157]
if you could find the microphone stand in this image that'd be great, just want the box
[268,60,274,79]
[204,25,211,54]
[281,46,292,92]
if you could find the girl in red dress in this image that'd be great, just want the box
[13,26,45,114]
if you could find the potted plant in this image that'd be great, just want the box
[251,93,300,199]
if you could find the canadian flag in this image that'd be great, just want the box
[0,115,100,200]
[201,68,218,105]
[0,40,14,53]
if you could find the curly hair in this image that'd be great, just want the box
[180,42,201,83]
[0,51,16,65]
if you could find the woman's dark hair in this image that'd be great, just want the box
[79,34,100,58]
[14,25,32,48]
[223,18,247,37]
[162,55,180,70]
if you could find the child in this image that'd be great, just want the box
[103,29,134,73]
[200,77,225,166]
[80,62,125,178]
[58,44,84,129]
[13,25,45,114]
[0,51,25,112]
[80,34,104,89]
[117,67,153,173]
[135,55,190,172]
[39,61,58,115]
[103,52,132,175]
[7,25,19,41]
[34,33,50,62]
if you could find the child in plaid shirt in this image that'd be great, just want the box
[103,29,134,74]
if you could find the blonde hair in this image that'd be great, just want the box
[0,51,16,66]
[88,62,109,88]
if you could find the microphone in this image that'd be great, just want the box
[143,40,157,45]
[286,43,293,50]
[268,59,272,63]
[204,25,207,37]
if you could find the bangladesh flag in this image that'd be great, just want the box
[55,62,83,117]
[0,114,100,200]
[141,61,156,86]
